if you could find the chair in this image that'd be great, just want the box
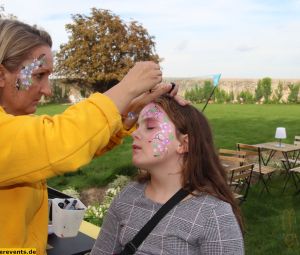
[281,136,300,170]
[218,148,246,170]
[283,166,300,193]
[236,143,276,194]
[228,164,254,203]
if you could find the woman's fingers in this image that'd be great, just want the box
[173,94,191,106]
[120,61,162,97]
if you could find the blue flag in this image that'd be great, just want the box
[213,74,221,87]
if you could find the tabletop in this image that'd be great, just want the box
[252,142,300,153]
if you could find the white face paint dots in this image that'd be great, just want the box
[16,54,46,90]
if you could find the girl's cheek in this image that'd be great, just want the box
[149,121,176,157]
[145,129,158,142]
[149,131,170,157]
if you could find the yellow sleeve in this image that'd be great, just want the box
[0,93,123,186]
[94,124,136,156]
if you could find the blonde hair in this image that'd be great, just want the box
[0,19,52,72]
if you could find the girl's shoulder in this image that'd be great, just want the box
[190,193,235,215]
[117,181,146,199]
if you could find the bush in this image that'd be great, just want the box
[238,90,254,103]
[61,187,80,198]
[47,80,70,103]
[184,84,203,103]
[84,175,131,226]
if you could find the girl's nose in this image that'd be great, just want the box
[131,129,141,139]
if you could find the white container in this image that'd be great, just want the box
[52,198,87,238]
[48,199,54,235]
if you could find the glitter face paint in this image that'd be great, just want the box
[16,54,46,90]
[140,103,175,157]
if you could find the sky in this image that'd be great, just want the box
[2,0,300,79]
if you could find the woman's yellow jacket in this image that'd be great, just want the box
[0,93,131,254]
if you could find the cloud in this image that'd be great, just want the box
[236,44,257,52]
[174,40,189,52]
[2,0,300,78]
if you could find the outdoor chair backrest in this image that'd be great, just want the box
[219,148,246,165]
[294,136,300,146]
[228,163,254,203]
[236,143,260,164]
[236,143,277,179]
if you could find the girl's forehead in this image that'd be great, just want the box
[140,103,165,120]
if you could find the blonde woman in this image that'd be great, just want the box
[0,18,181,254]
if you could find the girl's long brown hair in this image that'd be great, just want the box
[137,95,244,232]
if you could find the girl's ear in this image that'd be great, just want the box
[177,134,189,154]
[0,65,7,88]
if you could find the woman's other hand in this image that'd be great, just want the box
[119,61,162,97]
[104,61,162,113]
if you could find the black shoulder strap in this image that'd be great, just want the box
[119,188,190,255]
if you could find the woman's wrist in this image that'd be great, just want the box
[122,111,139,130]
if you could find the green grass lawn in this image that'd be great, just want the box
[37,103,300,254]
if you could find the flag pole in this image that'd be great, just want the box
[202,86,217,112]
[202,74,221,112]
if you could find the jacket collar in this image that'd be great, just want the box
[0,106,5,113]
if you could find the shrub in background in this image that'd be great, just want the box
[61,186,80,198]
[84,175,131,226]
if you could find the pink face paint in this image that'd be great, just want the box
[140,103,175,157]
[16,54,46,90]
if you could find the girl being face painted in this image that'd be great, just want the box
[132,102,180,169]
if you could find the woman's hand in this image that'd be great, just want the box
[104,61,162,114]
[119,61,162,98]
[167,82,190,106]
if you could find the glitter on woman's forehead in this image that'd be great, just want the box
[16,54,46,90]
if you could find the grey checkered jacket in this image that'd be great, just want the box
[91,182,244,254]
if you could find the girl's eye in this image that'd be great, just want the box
[147,126,156,130]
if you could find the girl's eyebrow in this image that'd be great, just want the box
[138,117,160,125]
[141,117,160,122]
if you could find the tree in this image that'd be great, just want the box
[214,88,227,103]
[255,80,264,102]
[261,77,272,103]
[287,83,300,103]
[203,80,213,102]
[255,77,272,103]
[55,8,159,92]
[272,81,283,103]
[0,5,17,19]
